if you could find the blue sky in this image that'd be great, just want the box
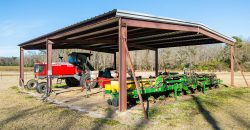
[0,0,250,57]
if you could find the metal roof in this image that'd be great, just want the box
[18,9,235,52]
[115,10,235,43]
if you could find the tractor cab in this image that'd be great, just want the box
[68,52,94,71]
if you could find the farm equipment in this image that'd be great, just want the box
[104,71,221,106]
[26,52,112,93]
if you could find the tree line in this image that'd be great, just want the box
[1,36,249,71]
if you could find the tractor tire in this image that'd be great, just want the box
[112,98,119,107]
[128,99,137,106]
[107,99,112,105]
[65,78,80,87]
[26,79,38,90]
[36,82,47,93]
[107,98,118,107]
[87,80,97,89]
[80,74,97,89]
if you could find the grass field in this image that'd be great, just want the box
[0,85,249,129]
[144,87,250,129]
[0,68,249,129]
[0,86,128,130]
[0,66,33,71]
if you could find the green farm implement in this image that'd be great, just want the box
[105,72,221,106]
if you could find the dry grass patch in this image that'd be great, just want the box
[0,86,130,130]
[0,66,33,71]
[1,83,249,130]
[141,87,250,130]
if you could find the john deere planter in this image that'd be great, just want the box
[105,72,221,106]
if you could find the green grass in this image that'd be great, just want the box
[144,87,250,129]
[52,84,68,88]
[0,86,130,130]
[94,118,121,126]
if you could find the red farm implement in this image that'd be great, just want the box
[25,52,112,94]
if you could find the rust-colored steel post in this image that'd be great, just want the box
[123,37,149,120]
[118,19,127,112]
[114,52,117,70]
[230,45,234,86]
[19,47,24,87]
[234,56,249,87]
[46,40,53,97]
[155,49,159,77]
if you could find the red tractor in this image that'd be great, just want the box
[26,52,112,93]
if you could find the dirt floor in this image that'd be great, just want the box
[0,70,250,129]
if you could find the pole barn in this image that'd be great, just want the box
[18,9,235,113]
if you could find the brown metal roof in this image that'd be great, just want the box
[18,9,235,53]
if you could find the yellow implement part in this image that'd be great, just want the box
[105,79,154,93]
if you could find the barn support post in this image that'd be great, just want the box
[234,55,249,87]
[230,45,234,86]
[123,34,149,120]
[114,52,116,70]
[155,49,159,76]
[46,39,53,97]
[19,47,24,87]
[118,19,127,112]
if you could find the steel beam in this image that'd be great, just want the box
[147,38,215,48]
[46,40,53,97]
[128,29,168,39]
[122,18,197,32]
[128,31,185,42]
[123,34,148,120]
[155,49,159,76]
[146,37,212,46]
[118,19,127,112]
[69,26,118,39]
[149,39,217,48]
[51,39,115,45]
[132,33,203,44]
[129,44,155,50]
[234,55,249,87]
[95,43,155,51]
[19,47,24,87]
[114,52,117,70]
[230,45,234,86]
[85,28,144,41]
[199,29,234,46]
[21,18,118,46]
[122,18,234,45]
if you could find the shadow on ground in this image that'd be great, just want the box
[57,109,81,130]
[191,95,220,130]
[133,99,150,130]
[90,107,117,130]
[0,105,47,128]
